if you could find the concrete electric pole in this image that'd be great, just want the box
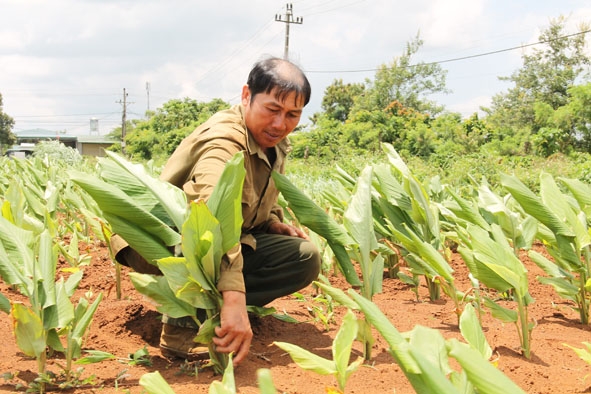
[275,3,303,59]
[117,88,128,153]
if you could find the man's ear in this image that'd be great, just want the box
[241,85,251,106]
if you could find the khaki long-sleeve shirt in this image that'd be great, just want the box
[159,104,290,293]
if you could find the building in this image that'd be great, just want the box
[6,123,117,158]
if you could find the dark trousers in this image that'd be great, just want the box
[242,233,320,306]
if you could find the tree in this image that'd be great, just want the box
[124,98,230,162]
[320,79,365,122]
[485,16,590,134]
[0,93,16,152]
[353,33,449,115]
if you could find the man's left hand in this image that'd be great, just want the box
[268,222,309,239]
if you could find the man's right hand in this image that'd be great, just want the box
[212,290,253,365]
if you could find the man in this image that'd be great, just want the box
[113,56,320,365]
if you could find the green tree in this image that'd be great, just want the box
[353,33,449,115]
[0,93,16,153]
[485,16,590,135]
[124,98,230,162]
[320,79,365,122]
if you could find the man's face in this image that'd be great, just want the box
[241,85,304,151]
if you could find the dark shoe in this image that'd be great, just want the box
[159,323,209,361]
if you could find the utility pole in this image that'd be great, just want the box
[146,82,151,113]
[275,3,303,59]
[117,88,129,154]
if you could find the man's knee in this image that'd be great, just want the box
[299,240,321,286]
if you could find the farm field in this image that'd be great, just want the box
[1,239,590,394]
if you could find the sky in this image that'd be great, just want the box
[1,0,590,136]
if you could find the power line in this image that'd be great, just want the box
[306,29,591,74]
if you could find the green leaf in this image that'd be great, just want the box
[460,303,492,360]
[447,339,526,394]
[76,350,117,364]
[333,310,359,390]
[157,257,217,310]
[206,152,245,255]
[501,173,574,238]
[256,369,277,394]
[314,282,359,311]
[271,172,354,246]
[11,303,46,358]
[129,273,196,318]
[343,166,377,266]
[72,293,103,344]
[0,215,35,291]
[139,371,177,394]
[181,201,222,291]
[70,171,181,246]
[0,292,10,314]
[273,341,336,375]
[103,151,188,231]
[483,298,518,323]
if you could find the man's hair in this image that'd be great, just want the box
[247,57,311,106]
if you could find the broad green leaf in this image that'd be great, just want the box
[129,273,196,318]
[460,304,492,360]
[445,186,490,231]
[157,257,217,309]
[0,215,35,290]
[563,342,591,365]
[55,278,75,329]
[105,213,174,263]
[483,298,518,323]
[194,315,218,344]
[256,369,277,394]
[72,293,103,343]
[206,152,245,255]
[407,346,461,394]
[392,224,454,282]
[447,339,526,394]
[103,151,188,230]
[560,177,591,207]
[344,166,377,263]
[271,172,354,247]
[64,270,84,297]
[348,290,421,374]
[328,240,361,286]
[333,310,358,390]
[182,201,222,290]
[70,171,181,246]
[537,276,579,300]
[273,341,336,375]
[540,172,590,250]
[76,350,117,364]
[373,163,412,211]
[272,171,360,286]
[38,230,57,310]
[501,173,574,238]
[215,355,236,394]
[0,292,10,314]
[408,325,453,376]
[11,303,46,358]
[139,371,177,394]
[314,282,359,310]
[528,250,573,280]
[383,143,410,177]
